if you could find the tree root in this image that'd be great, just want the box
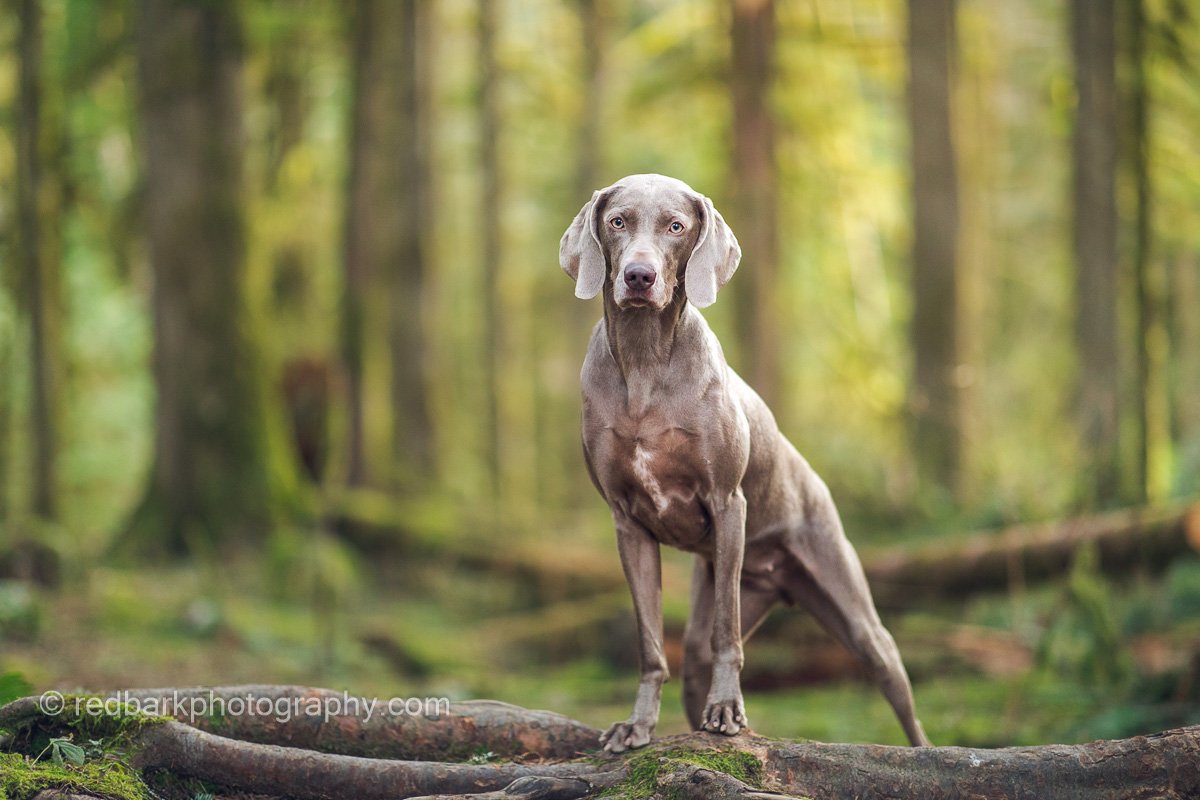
[131,719,613,799]
[99,685,600,761]
[4,687,1200,799]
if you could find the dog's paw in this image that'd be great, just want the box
[701,697,748,736]
[600,719,654,753]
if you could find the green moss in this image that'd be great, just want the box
[1,696,168,800]
[0,751,149,800]
[601,745,764,799]
[12,696,169,750]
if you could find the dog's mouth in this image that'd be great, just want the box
[615,285,665,309]
[619,294,656,308]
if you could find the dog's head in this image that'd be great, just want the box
[559,174,741,310]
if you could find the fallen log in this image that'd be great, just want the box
[864,502,1200,609]
[4,687,1200,799]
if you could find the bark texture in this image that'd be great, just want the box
[907,0,963,499]
[124,0,294,554]
[730,0,780,409]
[101,686,600,761]
[762,729,1200,799]
[16,0,61,521]
[1072,0,1120,507]
[342,0,433,487]
[478,0,503,504]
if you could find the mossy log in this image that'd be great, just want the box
[4,686,1200,799]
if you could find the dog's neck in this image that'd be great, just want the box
[601,281,691,383]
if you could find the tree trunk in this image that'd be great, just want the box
[1169,253,1200,461]
[1125,0,1155,504]
[1072,0,1120,508]
[0,301,10,522]
[730,0,780,408]
[546,0,609,511]
[907,0,962,501]
[389,0,435,486]
[339,0,433,487]
[574,0,605,204]
[123,0,296,555]
[16,0,61,521]
[478,0,502,506]
[341,1,369,487]
[342,0,425,488]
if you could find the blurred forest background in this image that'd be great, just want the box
[2,0,1200,749]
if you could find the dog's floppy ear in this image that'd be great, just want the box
[560,189,608,300]
[685,195,741,309]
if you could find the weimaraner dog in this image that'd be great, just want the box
[560,174,930,753]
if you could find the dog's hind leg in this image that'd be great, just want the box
[782,505,931,746]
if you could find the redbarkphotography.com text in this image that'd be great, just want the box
[38,690,452,725]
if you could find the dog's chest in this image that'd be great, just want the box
[592,419,712,550]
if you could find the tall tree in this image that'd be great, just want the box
[16,0,62,520]
[1128,0,1149,502]
[1170,253,1200,464]
[730,0,780,408]
[340,0,377,487]
[124,0,296,554]
[342,0,433,488]
[1123,0,1159,502]
[389,0,434,485]
[0,299,12,523]
[907,0,962,499]
[574,0,605,203]
[478,0,502,504]
[1071,0,1120,507]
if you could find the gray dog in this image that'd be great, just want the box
[559,174,930,753]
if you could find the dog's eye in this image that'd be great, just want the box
[610,216,625,230]
[668,221,684,234]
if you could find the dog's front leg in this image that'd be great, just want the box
[702,491,748,735]
[601,514,666,753]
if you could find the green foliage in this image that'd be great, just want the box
[1166,557,1200,620]
[1064,545,1133,686]
[467,748,498,764]
[0,674,31,708]
[0,583,38,642]
[40,737,85,766]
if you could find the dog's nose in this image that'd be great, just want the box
[623,263,657,290]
